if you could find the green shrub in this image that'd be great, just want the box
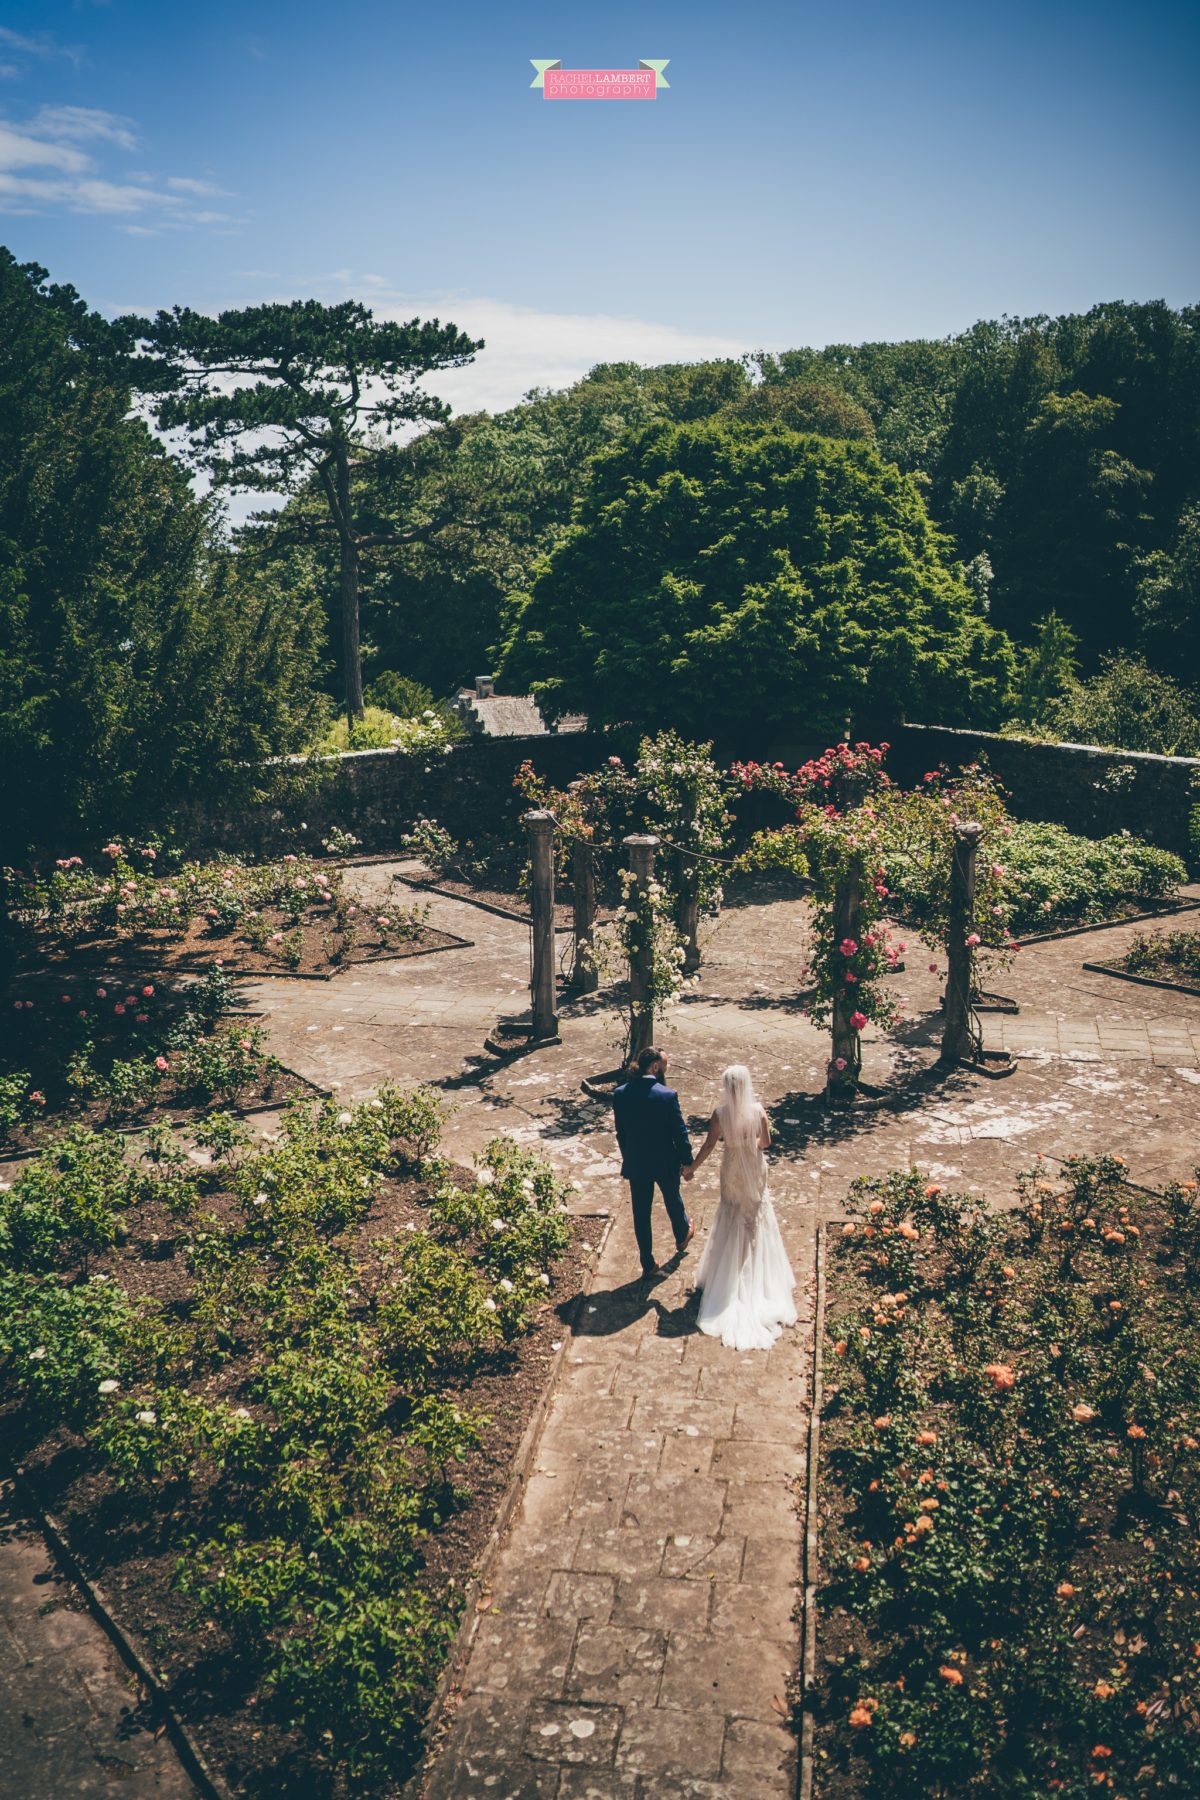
[0,1127,141,1272]
[1045,653,1200,756]
[0,1272,142,1430]
[376,1237,500,1379]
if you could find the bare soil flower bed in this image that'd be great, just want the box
[1,1090,602,1797]
[12,845,463,981]
[26,901,464,979]
[1088,928,1200,997]
[808,1157,1200,1798]
[2,968,318,1155]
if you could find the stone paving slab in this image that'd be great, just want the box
[0,1483,196,1800]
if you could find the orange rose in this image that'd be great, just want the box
[939,1665,964,1685]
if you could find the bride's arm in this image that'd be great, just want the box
[688,1113,721,1175]
[758,1107,771,1150]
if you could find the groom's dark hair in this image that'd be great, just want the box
[634,1045,664,1075]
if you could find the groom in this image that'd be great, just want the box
[612,1045,695,1280]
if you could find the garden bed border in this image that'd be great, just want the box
[1081,959,1200,998]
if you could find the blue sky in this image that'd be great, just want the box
[1,0,1197,416]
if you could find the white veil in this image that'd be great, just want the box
[717,1064,765,1220]
[720,1064,761,1147]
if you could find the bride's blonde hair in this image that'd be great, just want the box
[720,1064,760,1146]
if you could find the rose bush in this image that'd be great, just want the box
[817,1155,1200,1797]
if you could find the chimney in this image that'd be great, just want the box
[475,675,495,698]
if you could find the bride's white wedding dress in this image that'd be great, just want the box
[694,1104,797,1351]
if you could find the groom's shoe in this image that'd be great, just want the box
[639,1262,663,1283]
[676,1222,695,1255]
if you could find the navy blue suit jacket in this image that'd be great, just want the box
[612,1076,694,1182]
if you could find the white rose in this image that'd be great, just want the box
[136,1410,157,1425]
[483,1297,497,1312]
[98,1379,119,1394]
[499,1278,514,1293]
[30,1346,46,1361]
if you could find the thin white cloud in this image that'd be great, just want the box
[0,103,240,226]
[0,26,84,69]
[167,175,228,197]
[391,292,749,416]
[0,120,88,173]
[32,103,136,149]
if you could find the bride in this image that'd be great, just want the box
[687,1065,797,1351]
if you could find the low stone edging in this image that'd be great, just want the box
[1082,960,1200,999]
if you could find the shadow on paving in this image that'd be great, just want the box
[766,1058,984,1159]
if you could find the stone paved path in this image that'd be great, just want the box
[0,1482,196,1799]
[5,864,1198,1798]
[420,1197,814,1800]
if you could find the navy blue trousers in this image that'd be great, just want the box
[628,1172,690,1273]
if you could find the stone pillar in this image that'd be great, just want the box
[524,810,558,1040]
[827,855,865,1099]
[941,821,983,1064]
[570,835,598,993]
[623,833,660,1063]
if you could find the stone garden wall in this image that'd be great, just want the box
[189,723,1199,865]
[883,725,1199,862]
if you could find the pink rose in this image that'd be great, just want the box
[965,933,981,947]
[142,985,154,997]
[155,1056,169,1072]
[850,1010,868,1032]
[114,1004,125,1015]
[135,1013,148,1023]
[839,938,859,957]
[834,1057,847,1071]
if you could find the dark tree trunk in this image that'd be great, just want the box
[334,443,365,724]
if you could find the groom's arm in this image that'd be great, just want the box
[668,1091,693,1167]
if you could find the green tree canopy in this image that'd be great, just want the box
[0,249,326,862]
[497,420,1014,737]
[114,297,481,720]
